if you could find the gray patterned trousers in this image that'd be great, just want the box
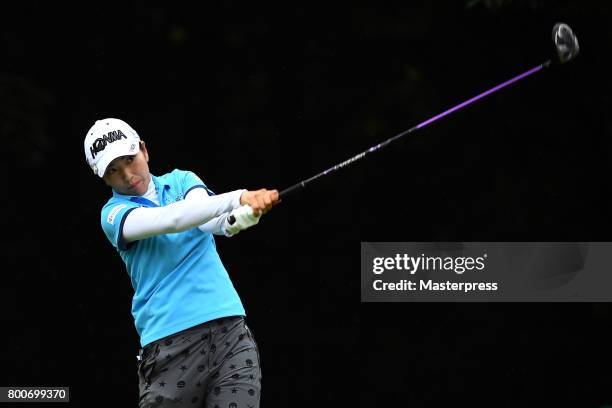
[137,316,262,408]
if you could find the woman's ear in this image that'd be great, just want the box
[140,140,149,162]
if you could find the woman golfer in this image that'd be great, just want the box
[84,118,278,407]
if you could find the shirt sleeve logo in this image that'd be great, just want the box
[107,204,127,225]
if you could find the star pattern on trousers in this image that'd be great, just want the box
[137,321,264,405]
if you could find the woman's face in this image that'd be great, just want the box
[103,141,151,196]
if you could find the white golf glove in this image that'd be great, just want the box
[224,205,260,236]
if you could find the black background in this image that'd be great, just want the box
[2,1,612,407]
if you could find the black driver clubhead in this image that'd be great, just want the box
[552,22,580,64]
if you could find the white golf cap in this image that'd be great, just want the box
[84,118,141,177]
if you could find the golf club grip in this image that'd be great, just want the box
[279,183,304,199]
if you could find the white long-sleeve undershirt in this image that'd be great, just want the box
[122,179,245,243]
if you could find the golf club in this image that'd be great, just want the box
[229,22,579,225]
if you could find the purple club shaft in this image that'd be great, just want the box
[278,62,549,199]
[415,63,545,129]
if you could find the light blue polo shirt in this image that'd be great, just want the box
[100,169,245,347]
